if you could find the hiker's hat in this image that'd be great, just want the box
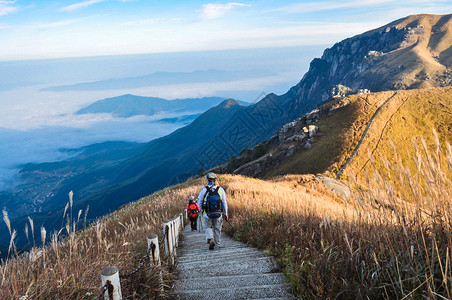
[188,195,195,201]
[206,172,216,180]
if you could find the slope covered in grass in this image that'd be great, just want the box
[339,87,452,182]
[220,137,452,298]
[259,86,452,184]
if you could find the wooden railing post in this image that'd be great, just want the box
[175,216,180,247]
[101,266,122,300]
[171,221,176,248]
[147,233,164,293]
[163,219,174,265]
[179,213,183,229]
[147,233,160,266]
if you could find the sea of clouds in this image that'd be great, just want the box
[0,46,324,190]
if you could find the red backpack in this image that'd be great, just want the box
[188,201,199,219]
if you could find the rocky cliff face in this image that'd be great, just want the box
[289,14,452,114]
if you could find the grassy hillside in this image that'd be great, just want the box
[220,137,451,298]
[339,87,452,181]
[257,87,452,185]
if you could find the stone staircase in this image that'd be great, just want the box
[171,225,294,299]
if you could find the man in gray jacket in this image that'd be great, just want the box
[198,172,228,250]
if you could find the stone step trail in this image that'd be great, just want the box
[170,224,295,300]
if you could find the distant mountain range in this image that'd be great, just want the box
[75,94,249,118]
[3,13,451,248]
[41,69,276,91]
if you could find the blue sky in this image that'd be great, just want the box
[0,0,451,60]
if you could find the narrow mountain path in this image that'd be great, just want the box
[336,91,398,179]
[171,224,294,299]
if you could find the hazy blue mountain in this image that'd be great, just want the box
[75,95,228,118]
[42,69,276,91]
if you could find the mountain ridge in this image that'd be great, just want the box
[41,69,276,91]
[75,95,229,118]
[289,13,452,116]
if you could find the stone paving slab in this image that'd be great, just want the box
[177,257,279,279]
[172,273,288,291]
[178,251,268,267]
[172,283,292,300]
[177,247,263,263]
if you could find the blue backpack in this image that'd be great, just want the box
[203,184,223,219]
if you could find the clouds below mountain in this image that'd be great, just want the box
[0,46,322,189]
[0,117,184,189]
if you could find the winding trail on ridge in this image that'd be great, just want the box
[171,223,295,299]
[336,91,398,179]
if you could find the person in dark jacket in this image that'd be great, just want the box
[187,195,200,231]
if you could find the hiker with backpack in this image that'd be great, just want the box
[197,172,228,250]
[187,195,200,231]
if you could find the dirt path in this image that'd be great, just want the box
[336,91,398,179]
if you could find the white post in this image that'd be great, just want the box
[101,266,122,300]
[163,221,170,256]
[163,220,174,265]
[174,217,179,247]
[147,233,160,266]
[171,218,177,248]
[175,217,179,245]
[179,213,183,229]
[170,221,174,248]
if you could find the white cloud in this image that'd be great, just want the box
[0,117,184,188]
[277,0,449,14]
[278,0,403,13]
[0,0,17,16]
[199,2,250,20]
[35,18,83,29]
[120,18,181,27]
[60,0,104,12]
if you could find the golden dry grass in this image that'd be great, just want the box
[267,87,452,186]
[0,179,204,299]
[342,87,452,185]
[221,132,452,298]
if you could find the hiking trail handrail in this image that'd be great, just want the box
[99,213,184,300]
[163,214,183,265]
